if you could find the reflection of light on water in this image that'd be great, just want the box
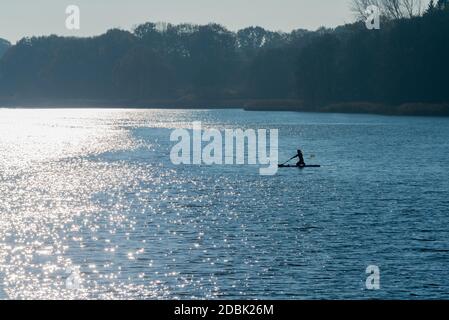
[1,108,236,300]
[0,109,137,169]
[3,108,444,299]
[0,109,158,299]
[0,108,230,299]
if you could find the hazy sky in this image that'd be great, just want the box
[0,0,354,43]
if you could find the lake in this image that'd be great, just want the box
[0,108,448,299]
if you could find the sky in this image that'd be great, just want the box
[0,0,355,43]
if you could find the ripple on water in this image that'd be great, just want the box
[1,109,449,299]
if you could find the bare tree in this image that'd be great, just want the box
[402,0,423,17]
[351,0,423,20]
[350,0,380,19]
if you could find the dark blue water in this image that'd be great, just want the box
[0,109,448,299]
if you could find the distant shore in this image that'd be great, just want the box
[244,101,449,117]
[1,98,449,117]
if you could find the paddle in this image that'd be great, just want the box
[280,155,297,166]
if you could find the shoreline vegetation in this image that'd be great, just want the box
[1,2,449,116]
[1,98,449,117]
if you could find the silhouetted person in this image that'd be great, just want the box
[294,149,306,167]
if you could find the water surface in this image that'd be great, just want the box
[0,108,448,299]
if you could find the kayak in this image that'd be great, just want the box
[278,164,321,168]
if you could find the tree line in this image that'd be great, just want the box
[298,1,449,106]
[0,39,10,58]
[0,24,316,101]
[0,2,448,111]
